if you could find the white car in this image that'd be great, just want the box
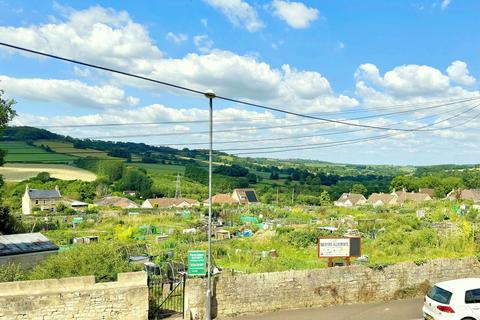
[423,278,480,320]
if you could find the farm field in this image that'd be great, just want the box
[128,162,186,175]
[0,141,77,163]
[35,140,113,159]
[0,163,97,181]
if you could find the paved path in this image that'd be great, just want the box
[229,298,424,320]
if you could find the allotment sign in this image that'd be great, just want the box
[318,237,362,258]
[188,250,206,276]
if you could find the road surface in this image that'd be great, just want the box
[229,298,424,320]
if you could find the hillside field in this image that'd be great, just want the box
[0,141,77,163]
[0,163,97,181]
[34,140,113,159]
[128,162,186,175]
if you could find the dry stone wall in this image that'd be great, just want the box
[185,257,480,319]
[0,272,148,320]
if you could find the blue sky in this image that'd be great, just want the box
[0,0,479,165]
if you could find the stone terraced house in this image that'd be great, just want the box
[22,185,62,215]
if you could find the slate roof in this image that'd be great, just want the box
[0,233,58,257]
[28,189,61,199]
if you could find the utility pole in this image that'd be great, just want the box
[276,187,279,206]
[292,187,295,205]
[204,89,215,320]
[174,173,182,198]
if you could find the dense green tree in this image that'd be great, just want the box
[107,148,131,160]
[269,172,279,180]
[351,183,368,195]
[96,160,124,182]
[119,168,153,198]
[319,190,331,205]
[141,152,157,163]
[35,172,51,183]
[214,164,249,177]
[0,89,19,234]
[246,173,258,183]
[0,89,17,168]
[185,165,208,184]
[0,207,25,234]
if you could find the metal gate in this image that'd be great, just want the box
[148,273,186,319]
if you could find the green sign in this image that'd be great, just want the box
[72,217,83,224]
[188,250,206,276]
[240,216,258,223]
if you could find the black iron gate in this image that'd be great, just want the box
[148,273,186,319]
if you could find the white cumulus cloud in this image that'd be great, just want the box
[0,75,139,109]
[204,0,264,32]
[271,0,319,29]
[0,6,163,69]
[0,5,356,114]
[447,60,476,86]
[354,62,479,108]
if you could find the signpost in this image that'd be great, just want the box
[72,217,83,228]
[318,237,361,267]
[188,250,206,276]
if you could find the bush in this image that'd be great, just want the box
[29,242,139,282]
[0,263,26,282]
[275,226,294,236]
[287,229,319,248]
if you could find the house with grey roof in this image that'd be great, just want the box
[22,185,62,215]
[0,233,58,269]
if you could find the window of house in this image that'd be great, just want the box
[35,200,39,205]
[44,200,46,205]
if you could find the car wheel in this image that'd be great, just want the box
[461,318,476,320]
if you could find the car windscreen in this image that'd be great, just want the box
[427,286,452,304]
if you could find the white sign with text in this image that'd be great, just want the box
[318,238,350,257]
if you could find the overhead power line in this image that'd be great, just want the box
[229,104,480,155]
[0,43,205,96]
[80,98,476,140]
[29,96,477,129]
[31,96,478,130]
[2,42,478,133]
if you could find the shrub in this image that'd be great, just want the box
[0,263,26,282]
[288,229,318,248]
[29,242,138,282]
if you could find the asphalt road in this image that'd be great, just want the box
[229,298,424,320]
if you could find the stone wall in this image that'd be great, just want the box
[185,257,480,319]
[0,272,148,320]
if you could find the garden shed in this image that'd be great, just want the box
[0,233,59,269]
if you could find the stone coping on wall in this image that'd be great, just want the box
[184,257,480,319]
[0,271,147,297]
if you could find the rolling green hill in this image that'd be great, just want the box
[0,141,77,163]
[2,126,478,201]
